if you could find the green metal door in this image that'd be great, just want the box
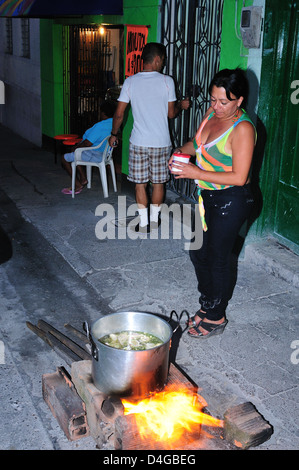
[274,0,299,245]
[258,0,299,250]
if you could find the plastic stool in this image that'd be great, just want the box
[63,138,82,146]
[54,134,79,164]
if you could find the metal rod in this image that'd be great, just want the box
[37,320,91,360]
[26,321,52,346]
[64,323,89,343]
[26,321,83,364]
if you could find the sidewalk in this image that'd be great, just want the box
[0,124,298,450]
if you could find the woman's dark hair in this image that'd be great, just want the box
[141,42,166,64]
[209,68,249,106]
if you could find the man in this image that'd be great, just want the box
[109,42,189,232]
[61,100,115,194]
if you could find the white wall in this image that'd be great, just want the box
[0,18,42,146]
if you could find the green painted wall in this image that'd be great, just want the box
[123,0,159,38]
[219,0,253,70]
[40,21,64,137]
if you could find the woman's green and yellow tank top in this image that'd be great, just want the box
[193,110,255,231]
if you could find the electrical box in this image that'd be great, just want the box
[240,6,263,49]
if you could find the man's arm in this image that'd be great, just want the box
[108,101,128,147]
[168,98,190,119]
[74,139,92,149]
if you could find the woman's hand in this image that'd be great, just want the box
[171,161,201,180]
[168,154,174,171]
[168,148,182,171]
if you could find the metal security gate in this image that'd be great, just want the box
[63,25,116,137]
[161,0,224,200]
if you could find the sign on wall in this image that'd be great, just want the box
[125,25,148,78]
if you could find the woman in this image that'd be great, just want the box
[169,68,255,338]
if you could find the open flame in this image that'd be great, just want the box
[122,387,223,449]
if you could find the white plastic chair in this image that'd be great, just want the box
[71,136,117,198]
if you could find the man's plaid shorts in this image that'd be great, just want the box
[127,144,172,184]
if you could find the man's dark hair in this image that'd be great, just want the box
[100,100,116,118]
[209,68,249,107]
[141,42,166,64]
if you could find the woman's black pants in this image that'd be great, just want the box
[190,184,254,321]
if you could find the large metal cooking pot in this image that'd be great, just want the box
[84,311,175,398]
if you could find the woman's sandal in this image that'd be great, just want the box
[186,310,206,329]
[188,319,228,339]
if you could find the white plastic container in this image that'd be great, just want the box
[171,153,190,173]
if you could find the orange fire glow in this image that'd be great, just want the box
[122,387,223,448]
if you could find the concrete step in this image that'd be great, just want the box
[244,238,299,288]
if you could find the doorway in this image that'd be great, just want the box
[62,24,124,137]
[258,0,299,250]
[272,1,299,247]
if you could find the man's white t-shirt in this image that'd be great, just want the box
[118,71,177,147]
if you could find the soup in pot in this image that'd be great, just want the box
[98,330,163,351]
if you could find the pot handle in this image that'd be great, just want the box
[168,310,180,333]
[169,310,191,333]
[83,321,98,361]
